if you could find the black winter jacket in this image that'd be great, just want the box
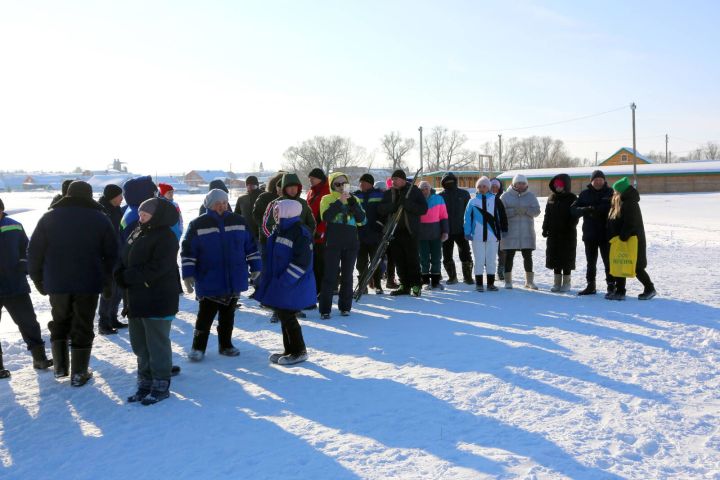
[542,174,579,270]
[440,173,471,235]
[28,196,118,294]
[116,200,181,318]
[377,183,428,236]
[571,183,613,243]
[607,186,648,270]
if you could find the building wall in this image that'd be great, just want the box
[600,150,652,167]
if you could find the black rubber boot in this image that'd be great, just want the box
[444,261,458,285]
[70,347,93,387]
[141,379,171,406]
[462,262,475,285]
[475,274,484,292]
[578,282,597,296]
[31,344,53,370]
[487,274,498,291]
[52,340,69,378]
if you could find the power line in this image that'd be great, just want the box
[460,104,630,133]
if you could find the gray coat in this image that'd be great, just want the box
[499,188,541,250]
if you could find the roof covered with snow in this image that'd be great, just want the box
[497,161,720,181]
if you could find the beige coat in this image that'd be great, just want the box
[499,188,541,250]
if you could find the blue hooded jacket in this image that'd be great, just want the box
[120,176,157,242]
[0,215,31,297]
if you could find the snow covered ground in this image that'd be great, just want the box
[1,190,719,479]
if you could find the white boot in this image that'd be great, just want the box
[504,271,513,289]
[560,274,572,292]
[524,272,538,290]
[550,274,562,292]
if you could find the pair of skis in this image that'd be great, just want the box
[353,168,422,302]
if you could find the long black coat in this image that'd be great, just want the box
[607,186,647,270]
[377,183,428,236]
[116,200,181,318]
[571,182,613,243]
[28,196,118,294]
[440,173,471,236]
[542,174,578,270]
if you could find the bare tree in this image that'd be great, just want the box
[381,132,415,171]
[282,136,363,180]
[423,126,474,171]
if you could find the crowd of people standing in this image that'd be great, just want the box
[0,167,656,404]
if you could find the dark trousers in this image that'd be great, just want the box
[584,240,611,286]
[613,268,654,295]
[129,317,172,381]
[356,242,382,287]
[313,242,325,295]
[442,233,473,263]
[390,229,422,287]
[497,249,506,271]
[276,309,306,355]
[0,293,44,350]
[195,298,238,349]
[48,293,99,349]
[504,249,534,273]
[97,281,123,328]
[319,243,358,314]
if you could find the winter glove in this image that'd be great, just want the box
[515,207,526,215]
[440,233,449,242]
[183,277,195,294]
[33,280,47,296]
[583,206,595,216]
[346,195,357,206]
[464,234,472,241]
[619,234,630,242]
[542,230,549,238]
[120,304,129,318]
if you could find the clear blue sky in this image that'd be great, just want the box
[1,0,718,173]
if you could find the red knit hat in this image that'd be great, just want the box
[158,183,174,196]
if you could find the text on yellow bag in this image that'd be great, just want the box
[609,235,638,278]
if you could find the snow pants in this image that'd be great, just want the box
[390,229,422,287]
[442,233,472,263]
[472,237,498,275]
[419,239,442,275]
[48,293,99,349]
[97,281,123,329]
[319,243,358,315]
[584,240,612,286]
[276,309,306,355]
[356,242,382,288]
[0,293,44,350]
[129,317,172,381]
[195,298,238,350]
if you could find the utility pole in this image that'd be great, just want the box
[631,102,637,187]
[595,152,598,166]
[665,134,669,163]
[498,134,503,171]
[419,126,423,172]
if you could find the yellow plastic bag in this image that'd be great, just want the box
[609,235,638,278]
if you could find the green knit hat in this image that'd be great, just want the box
[613,176,631,193]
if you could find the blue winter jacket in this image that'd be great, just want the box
[0,215,31,297]
[181,210,261,297]
[254,217,316,311]
[121,176,158,242]
[354,187,384,245]
[28,196,118,294]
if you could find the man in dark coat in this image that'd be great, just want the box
[571,170,614,295]
[439,172,473,284]
[377,169,428,296]
[606,177,656,301]
[28,181,118,387]
[115,198,181,404]
[49,179,74,208]
[542,173,579,292]
[354,173,385,294]
[0,197,53,379]
[234,175,262,241]
[252,172,285,251]
[97,183,127,334]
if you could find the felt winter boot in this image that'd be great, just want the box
[486,274,498,291]
[70,347,93,387]
[444,261,458,285]
[31,344,53,370]
[475,275,484,292]
[0,345,10,379]
[188,330,209,362]
[504,271,513,289]
[141,379,171,405]
[560,274,572,292]
[51,339,69,378]
[524,272,538,290]
[462,262,475,285]
[550,274,562,292]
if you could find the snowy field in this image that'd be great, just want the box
[1,190,719,480]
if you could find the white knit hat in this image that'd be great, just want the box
[512,174,528,185]
[476,176,491,189]
[418,181,432,190]
[274,199,302,219]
